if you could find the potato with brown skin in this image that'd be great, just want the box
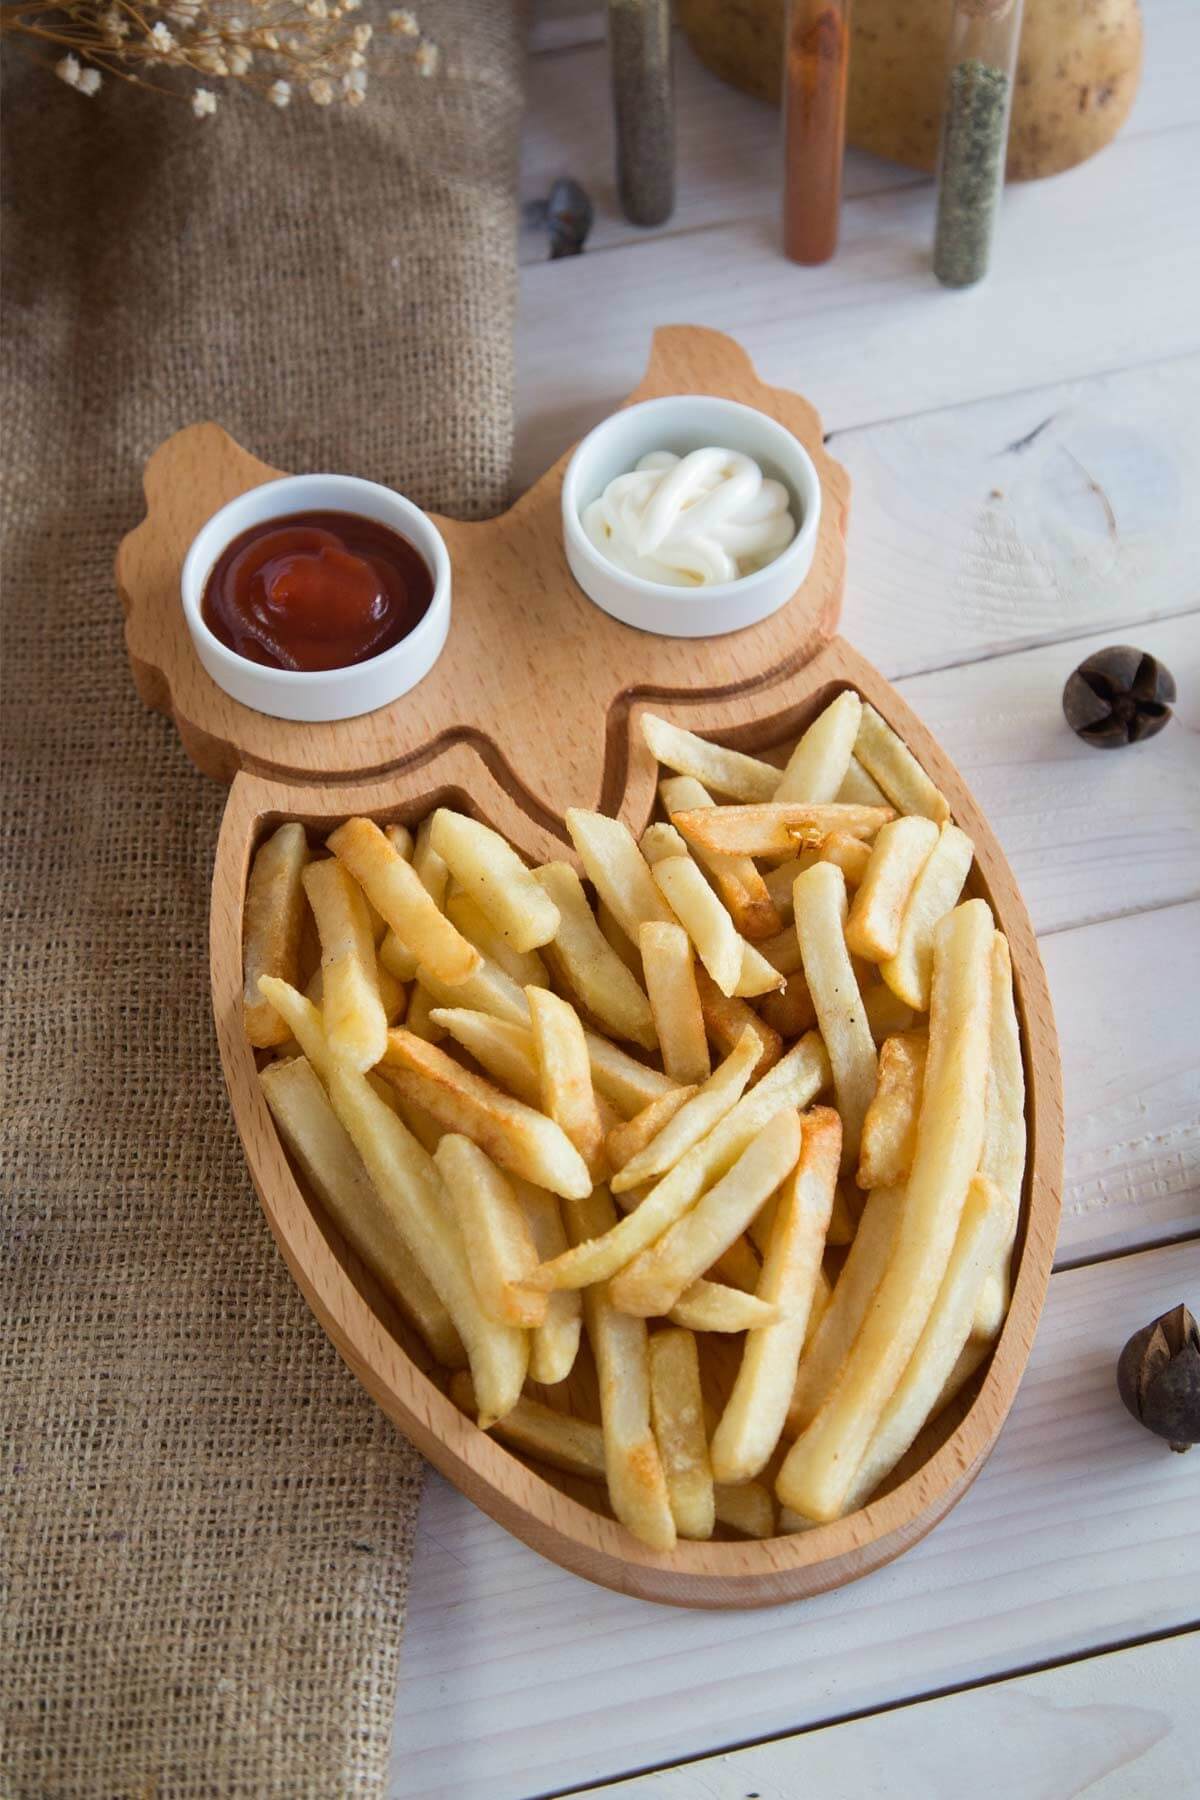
[677,0,1143,182]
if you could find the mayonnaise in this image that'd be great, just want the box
[581,448,796,587]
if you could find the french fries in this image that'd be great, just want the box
[660,774,782,939]
[534,861,656,1050]
[837,757,889,807]
[651,854,743,996]
[411,816,449,908]
[778,900,995,1521]
[694,967,783,1079]
[428,808,559,952]
[710,1107,841,1483]
[581,1028,679,1117]
[879,823,974,1010]
[648,1327,715,1540]
[641,712,780,801]
[434,1133,546,1328]
[428,1007,543,1106]
[863,984,917,1044]
[857,1031,927,1190]
[328,818,481,988]
[379,1029,593,1199]
[243,822,309,1047]
[817,832,873,887]
[301,856,389,1070]
[564,808,674,944]
[611,1026,760,1193]
[775,688,862,803]
[444,888,550,991]
[845,816,941,963]
[640,821,689,865]
[414,955,530,1028]
[669,1281,780,1333]
[792,861,878,1169]
[854,703,951,825]
[638,921,710,1085]
[527,986,607,1180]
[671,802,894,859]
[973,934,1026,1341]
[605,1086,697,1171]
[514,1179,582,1384]
[709,1236,763,1294]
[756,981,818,1040]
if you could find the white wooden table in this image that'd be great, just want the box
[389,7,1200,1794]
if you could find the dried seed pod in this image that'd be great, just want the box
[1116,1304,1200,1454]
[1063,646,1176,749]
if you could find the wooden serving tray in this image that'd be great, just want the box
[116,327,1062,1608]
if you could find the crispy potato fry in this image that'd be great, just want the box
[710,1107,841,1483]
[776,689,863,803]
[854,703,950,824]
[973,933,1026,1341]
[513,1179,582,1384]
[786,1184,906,1435]
[641,711,780,801]
[528,1033,828,1292]
[837,757,889,807]
[672,802,894,859]
[301,856,389,1069]
[756,981,818,1040]
[384,821,414,862]
[428,1006,543,1106]
[429,808,560,953]
[816,831,873,886]
[564,1184,676,1552]
[694,967,783,1080]
[668,1281,780,1333]
[612,1026,760,1193]
[606,1085,697,1172]
[444,888,550,991]
[328,818,481,989]
[379,928,419,983]
[807,1264,832,1346]
[652,855,743,996]
[565,808,675,944]
[610,1108,804,1317]
[648,1327,715,1540]
[244,822,310,1047]
[708,1236,762,1293]
[411,816,449,908]
[386,1086,445,1155]
[777,899,995,1521]
[596,899,643,979]
[261,1055,464,1367]
[793,860,878,1169]
[934,1337,990,1417]
[640,821,690,865]
[857,1031,927,1190]
[733,939,786,998]
[753,924,804,979]
[379,1028,593,1199]
[406,976,448,1042]
[638,921,710,1087]
[534,861,657,1050]
[527,986,607,1180]
[415,953,531,1028]
[377,965,407,1024]
[824,1182,859,1246]
[863,984,917,1043]
[434,1133,546,1328]
[879,823,974,1011]
[838,1175,1012,1515]
[762,855,810,920]
[845,816,941,963]
[660,774,782,939]
[581,1028,679,1117]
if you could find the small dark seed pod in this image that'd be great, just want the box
[1117,1304,1200,1454]
[1063,646,1176,749]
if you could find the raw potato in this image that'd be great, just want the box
[677,0,1143,181]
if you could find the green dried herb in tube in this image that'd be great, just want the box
[609,0,675,228]
[933,0,1025,288]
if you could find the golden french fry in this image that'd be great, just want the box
[378,1028,592,1199]
[434,1133,546,1328]
[564,1184,676,1553]
[411,815,449,908]
[672,802,894,859]
[596,899,643,980]
[816,831,873,886]
[753,925,804,979]
[527,986,607,1180]
[668,1280,780,1333]
[640,821,690,865]
[763,855,810,920]
[756,981,818,1040]
[612,1025,760,1193]
[787,1184,906,1435]
[660,774,783,939]
[384,821,414,862]
[528,1034,828,1292]
[776,689,863,803]
[694,966,783,1079]
[793,860,878,1168]
[733,939,786,998]
[534,861,657,1050]
[973,933,1026,1340]
[429,808,560,953]
[837,757,889,807]
[715,1481,777,1538]
[260,1055,464,1368]
[709,1106,841,1483]
[845,816,941,963]
[377,965,406,1024]
[777,899,995,1521]
[428,1006,543,1106]
[640,711,780,801]
[648,1327,715,1540]
[857,1031,928,1190]
[879,823,974,1011]
[610,1109,804,1317]
[839,1175,1013,1515]
[404,980,445,1043]
[244,822,310,1047]
[863,983,917,1043]
[414,952,531,1028]
[581,1028,679,1117]
[300,858,391,1070]
[564,808,675,944]
[444,888,550,991]
[854,703,950,824]
[328,818,480,989]
[386,1086,445,1155]
[379,927,419,983]
[824,1182,859,1246]
[652,855,743,996]
[513,1179,582,1385]
[638,921,710,1087]
[606,1085,698,1174]
[934,1337,990,1417]
[708,1235,762,1293]
[806,1264,832,1347]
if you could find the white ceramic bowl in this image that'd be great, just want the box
[181,473,451,722]
[561,395,822,639]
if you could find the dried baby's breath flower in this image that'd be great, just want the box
[149,20,176,51]
[227,41,251,72]
[414,36,437,76]
[77,61,102,90]
[55,49,81,83]
[191,83,217,114]
[100,7,129,41]
[307,72,333,103]
[350,20,368,47]
[267,75,290,104]
[388,8,417,34]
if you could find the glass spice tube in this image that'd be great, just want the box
[933,0,1025,288]
[782,0,851,265]
[608,0,675,228]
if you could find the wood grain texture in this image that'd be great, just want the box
[572,1633,1200,1799]
[389,1239,1200,1800]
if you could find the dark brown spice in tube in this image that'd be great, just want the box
[783,0,850,266]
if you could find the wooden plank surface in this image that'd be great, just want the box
[389,1241,1200,1800]
[574,1632,1200,1798]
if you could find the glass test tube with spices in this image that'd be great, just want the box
[933,0,1025,287]
[783,0,851,265]
[609,0,675,228]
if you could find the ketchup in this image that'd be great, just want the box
[201,511,434,672]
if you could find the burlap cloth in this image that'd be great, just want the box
[1,10,526,1792]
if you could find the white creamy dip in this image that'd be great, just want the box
[581,448,797,588]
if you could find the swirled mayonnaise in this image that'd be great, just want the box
[581,448,796,587]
